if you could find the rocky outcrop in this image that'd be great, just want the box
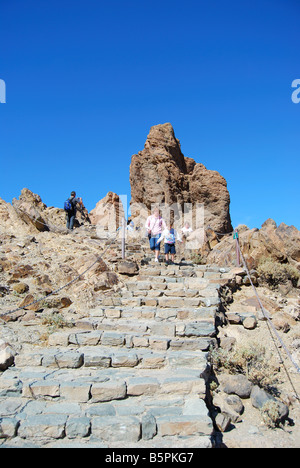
[130,123,232,234]
[0,196,33,235]
[12,188,49,231]
[11,188,91,232]
[90,192,124,233]
[207,219,300,270]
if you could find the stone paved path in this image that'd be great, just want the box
[0,260,229,448]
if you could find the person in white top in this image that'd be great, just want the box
[156,225,182,264]
[181,222,193,237]
[145,208,167,262]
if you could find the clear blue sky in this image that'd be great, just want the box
[1,0,299,229]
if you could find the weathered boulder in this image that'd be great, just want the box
[222,374,253,399]
[12,282,29,294]
[0,341,16,371]
[118,260,139,276]
[251,385,289,423]
[213,393,244,423]
[243,316,257,330]
[215,413,232,432]
[93,271,119,291]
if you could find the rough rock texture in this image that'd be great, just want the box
[130,123,232,234]
[90,192,125,232]
[207,219,300,269]
[0,191,118,317]
[0,196,33,235]
[12,188,91,233]
[12,188,49,232]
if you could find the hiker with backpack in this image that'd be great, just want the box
[64,191,83,230]
[145,208,166,262]
[156,224,182,265]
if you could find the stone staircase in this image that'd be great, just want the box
[0,259,227,448]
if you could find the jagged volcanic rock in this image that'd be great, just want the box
[129,123,232,233]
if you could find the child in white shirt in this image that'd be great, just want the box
[156,225,182,264]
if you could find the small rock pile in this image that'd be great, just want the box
[213,374,289,432]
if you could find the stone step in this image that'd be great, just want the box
[48,327,215,352]
[0,254,227,447]
[89,304,217,321]
[137,263,223,275]
[130,288,220,298]
[119,296,221,308]
[124,277,221,296]
[126,277,220,289]
[48,315,217,346]
[13,346,210,373]
[0,365,208,402]
[0,367,213,446]
[0,241,231,447]
[128,292,219,303]
[96,316,217,338]
[125,306,217,321]
[135,266,209,279]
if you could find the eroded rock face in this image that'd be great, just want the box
[90,192,125,232]
[130,123,232,233]
[207,219,300,270]
[0,196,33,235]
[12,188,49,232]
[11,188,91,232]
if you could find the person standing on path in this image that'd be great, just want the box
[145,208,166,262]
[156,224,182,264]
[65,191,83,231]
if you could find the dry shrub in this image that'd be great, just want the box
[260,400,283,428]
[211,342,278,391]
[257,258,300,289]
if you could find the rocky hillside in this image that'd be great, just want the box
[0,192,118,318]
